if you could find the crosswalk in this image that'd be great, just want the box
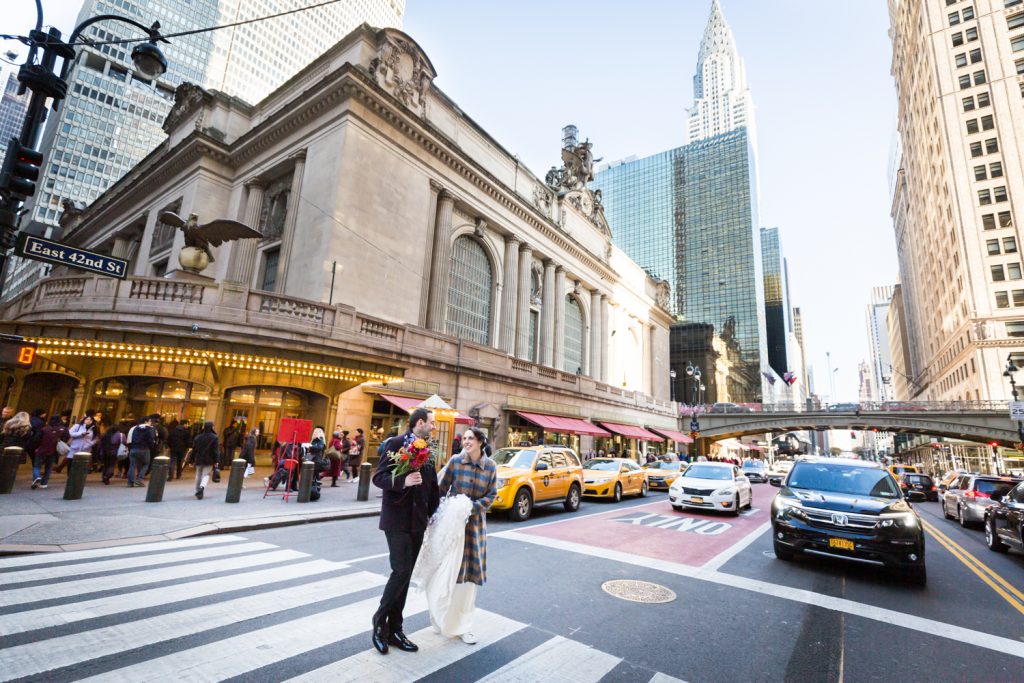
[0,535,688,683]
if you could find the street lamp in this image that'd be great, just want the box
[669,368,677,403]
[1001,354,1023,475]
[685,362,702,406]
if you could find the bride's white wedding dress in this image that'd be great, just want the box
[412,493,474,637]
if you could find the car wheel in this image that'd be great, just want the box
[743,490,753,510]
[613,483,622,503]
[941,499,948,519]
[508,488,533,522]
[639,481,649,498]
[773,538,794,561]
[985,516,1008,553]
[903,564,927,587]
[731,494,741,517]
[958,504,969,528]
[563,483,581,512]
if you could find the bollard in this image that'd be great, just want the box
[145,456,170,503]
[0,446,23,494]
[296,460,314,503]
[63,452,92,500]
[357,461,372,501]
[225,458,246,503]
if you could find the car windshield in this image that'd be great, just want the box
[976,480,1015,497]
[788,462,900,498]
[492,449,535,469]
[743,461,765,470]
[649,462,681,471]
[682,464,732,480]
[586,459,621,471]
[906,475,933,485]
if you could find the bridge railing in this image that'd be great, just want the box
[679,400,1011,415]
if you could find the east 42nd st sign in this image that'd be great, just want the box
[15,233,128,279]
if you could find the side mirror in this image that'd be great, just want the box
[769,476,783,488]
[535,462,549,471]
[906,491,926,503]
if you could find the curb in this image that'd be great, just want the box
[0,506,381,556]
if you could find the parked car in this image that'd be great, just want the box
[899,473,938,502]
[826,402,861,412]
[582,457,649,501]
[942,474,1018,527]
[881,401,929,412]
[769,456,927,585]
[490,446,584,522]
[742,459,768,483]
[644,460,686,490]
[669,462,752,516]
[937,470,967,492]
[709,402,753,413]
[984,479,1024,553]
[888,464,920,480]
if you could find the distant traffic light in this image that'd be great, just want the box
[0,138,44,199]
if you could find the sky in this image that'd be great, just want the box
[3,1,899,401]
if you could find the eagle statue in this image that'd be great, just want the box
[158,211,262,275]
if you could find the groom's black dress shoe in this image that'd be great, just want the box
[372,625,389,654]
[388,631,419,652]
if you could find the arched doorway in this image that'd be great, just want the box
[18,372,77,419]
[223,386,324,451]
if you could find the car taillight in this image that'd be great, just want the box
[964,490,990,498]
[930,486,936,491]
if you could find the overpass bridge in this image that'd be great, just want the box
[690,401,1020,448]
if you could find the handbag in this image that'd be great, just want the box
[56,440,71,458]
[212,467,221,483]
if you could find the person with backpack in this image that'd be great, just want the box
[98,422,124,485]
[56,413,98,474]
[126,416,155,487]
[191,421,221,500]
[31,416,69,489]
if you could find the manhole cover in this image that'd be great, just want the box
[601,579,676,604]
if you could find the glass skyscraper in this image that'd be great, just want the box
[760,226,790,377]
[0,73,30,168]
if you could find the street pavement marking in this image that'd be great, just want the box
[701,521,771,571]
[1,548,308,608]
[474,635,621,682]
[75,593,429,683]
[0,558,346,637]
[0,570,386,681]
[923,520,1024,617]
[284,609,527,682]
[649,674,688,683]
[495,530,1024,659]
[0,534,244,569]
[0,540,277,584]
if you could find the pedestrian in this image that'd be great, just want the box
[348,428,365,483]
[339,430,352,479]
[0,405,13,431]
[30,415,68,489]
[422,425,498,644]
[56,413,98,473]
[221,421,241,469]
[125,415,155,487]
[377,426,399,457]
[167,419,192,480]
[27,408,47,462]
[240,427,258,477]
[97,421,124,485]
[371,408,440,655]
[190,421,221,500]
[326,431,343,487]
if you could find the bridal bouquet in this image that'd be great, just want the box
[387,435,433,484]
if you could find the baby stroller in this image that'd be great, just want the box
[267,441,304,492]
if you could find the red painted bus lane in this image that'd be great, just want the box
[520,484,775,567]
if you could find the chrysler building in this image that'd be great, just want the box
[686,0,755,143]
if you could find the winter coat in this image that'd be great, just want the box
[373,432,440,533]
[126,424,155,454]
[36,424,70,458]
[239,435,256,463]
[191,430,221,468]
[167,425,192,453]
[439,453,498,585]
[68,422,98,454]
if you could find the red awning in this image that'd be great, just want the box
[515,412,611,437]
[454,413,474,425]
[649,428,694,444]
[598,422,663,441]
[379,394,424,412]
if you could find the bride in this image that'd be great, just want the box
[412,426,498,645]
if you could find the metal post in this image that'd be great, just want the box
[225,458,246,503]
[357,461,372,501]
[0,446,22,494]
[63,451,91,500]
[145,455,169,502]
[296,460,314,503]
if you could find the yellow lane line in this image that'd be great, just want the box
[923,520,1024,605]
[922,521,1024,617]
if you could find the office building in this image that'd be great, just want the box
[0,72,30,167]
[866,285,895,402]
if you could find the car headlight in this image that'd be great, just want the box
[715,488,735,497]
[879,512,917,528]
[590,477,612,484]
[496,478,508,489]
[774,497,806,520]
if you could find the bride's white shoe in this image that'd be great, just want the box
[460,632,477,644]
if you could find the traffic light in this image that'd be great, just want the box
[0,137,44,199]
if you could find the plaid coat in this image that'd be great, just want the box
[439,453,497,585]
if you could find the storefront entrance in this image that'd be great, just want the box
[224,387,315,450]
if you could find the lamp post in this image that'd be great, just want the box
[1001,355,1024,475]
[685,362,702,406]
[0,3,169,297]
[669,368,677,403]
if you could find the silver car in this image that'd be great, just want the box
[942,474,1017,527]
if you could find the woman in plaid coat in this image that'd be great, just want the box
[436,426,497,644]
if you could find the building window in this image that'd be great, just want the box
[975,164,988,180]
[985,137,999,153]
[955,53,968,68]
[992,264,1006,281]
[959,74,972,89]
[1010,13,1024,30]
[979,189,992,205]
[1004,236,1017,253]
[966,118,979,134]
[952,31,964,47]
[966,26,978,41]
[991,161,1004,178]
[563,295,584,374]
[963,95,975,111]
[978,91,990,107]
[973,70,986,85]
[997,291,1010,308]
[1013,35,1024,52]
[1000,211,1014,228]
[981,114,994,130]
[1014,290,1024,307]
[152,258,168,278]
[987,238,1001,255]
[259,248,279,291]
[445,236,492,346]
[1009,263,1022,280]
[528,309,539,363]
[963,6,975,20]
[969,48,982,63]
[983,213,996,230]
[1007,322,1024,337]
[995,186,1009,202]
[949,11,961,25]
[970,141,983,157]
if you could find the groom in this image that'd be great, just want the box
[371,408,440,654]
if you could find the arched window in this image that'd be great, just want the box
[563,295,584,374]
[446,236,492,345]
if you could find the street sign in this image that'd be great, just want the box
[1010,401,1024,422]
[690,419,700,431]
[15,233,128,279]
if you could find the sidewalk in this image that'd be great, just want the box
[0,466,381,555]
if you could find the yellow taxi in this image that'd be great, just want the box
[489,446,584,522]
[643,460,686,490]
[888,463,919,479]
[582,457,649,501]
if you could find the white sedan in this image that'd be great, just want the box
[668,462,753,516]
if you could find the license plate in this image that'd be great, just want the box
[828,537,855,551]
[690,496,704,504]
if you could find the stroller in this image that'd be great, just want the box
[266,442,326,501]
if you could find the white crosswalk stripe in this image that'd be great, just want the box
[2,538,688,683]
[0,535,245,570]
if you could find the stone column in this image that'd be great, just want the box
[645,323,655,396]
[500,235,521,355]
[277,150,306,293]
[589,289,602,380]
[132,210,158,276]
[540,260,555,367]
[553,267,566,371]
[600,295,610,384]
[226,181,265,286]
[515,243,533,360]
[426,191,455,333]
[111,237,132,259]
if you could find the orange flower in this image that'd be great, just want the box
[401,454,409,461]
[412,438,428,450]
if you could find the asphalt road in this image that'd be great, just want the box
[1,487,1021,682]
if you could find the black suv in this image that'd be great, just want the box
[770,457,927,585]
[984,479,1024,554]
